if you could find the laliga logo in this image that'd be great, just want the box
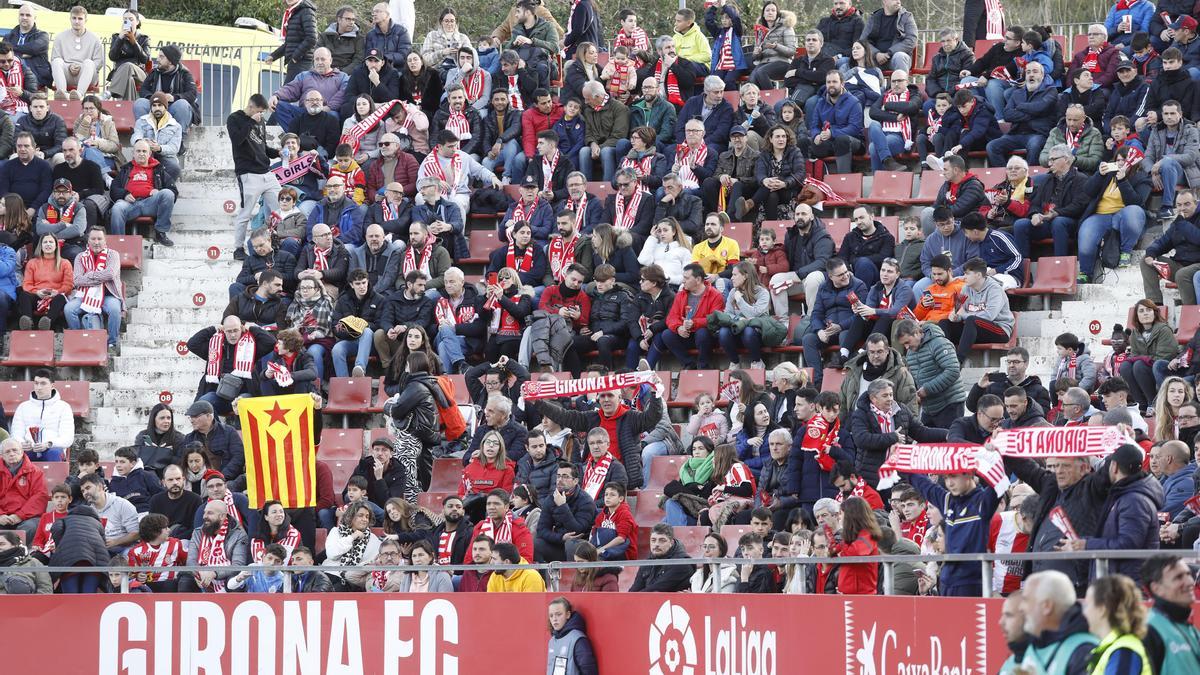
[650,601,697,675]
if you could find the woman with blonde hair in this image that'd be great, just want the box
[563,41,602,104]
[1153,376,1194,443]
[1082,574,1150,674]
[589,222,639,286]
[483,266,534,361]
[769,361,809,429]
[285,278,335,383]
[637,218,694,286]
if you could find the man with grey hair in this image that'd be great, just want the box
[985,61,1055,168]
[925,27,972,97]
[755,428,798,531]
[365,2,412,70]
[635,37,699,108]
[464,393,529,464]
[1059,386,1096,426]
[1013,142,1088,262]
[675,75,735,151]
[578,81,631,181]
[1150,440,1196,517]
[431,266,484,374]
[1019,570,1096,672]
[1142,188,1200,305]
[1040,104,1102,173]
[365,132,419,202]
[813,497,842,532]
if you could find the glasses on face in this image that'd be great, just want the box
[379,141,395,147]
[1178,413,1199,421]
[615,181,631,188]
[279,196,295,203]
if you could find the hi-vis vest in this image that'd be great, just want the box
[1087,631,1150,675]
[1146,609,1200,675]
[1020,632,1098,675]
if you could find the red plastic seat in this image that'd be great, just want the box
[445,373,471,405]
[323,377,372,414]
[759,88,786,107]
[182,59,203,93]
[1176,305,1200,344]
[38,462,67,492]
[824,217,851,247]
[55,380,90,417]
[859,171,914,207]
[646,455,688,489]
[821,367,846,394]
[633,489,667,525]
[976,167,1006,186]
[430,458,465,493]
[464,230,499,264]
[877,215,900,238]
[722,90,741,109]
[314,528,327,555]
[671,370,720,408]
[586,181,615,201]
[912,41,939,75]
[417,491,452,511]
[972,318,1018,352]
[368,428,392,444]
[370,377,388,412]
[823,173,862,206]
[501,183,522,203]
[973,39,1000,59]
[0,381,31,411]
[1071,34,1087,55]
[56,330,108,367]
[109,235,143,270]
[320,459,357,494]
[726,221,752,251]
[3,331,54,367]
[317,428,365,460]
[1010,256,1079,297]
[905,174,944,206]
[719,523,754,551]
[773,315,805,354]
[760,219,789,243]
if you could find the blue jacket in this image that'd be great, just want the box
[1022,48,1058,87]
[108,466,164,513]
[920,225,980,276]
[537,485,597,544]
[411,198,466,259]
[864,278,915,319]
[0,245,16,301]
[785,416,851,504]
[364,22,412,69]
[1146,213,1200,265]
[705,5,747,72]
[975,228,1025,281]
[182,420,246,482]
[1085,471,1163,581]
[1160,462,1197,518]
[810,90,863,141]
[306,199,366,247]
[940,96,1000,150]
[1104,0,1154,45]
[735,428,773,475]
[554,115,586,159]
[0,157,52,210]
[1004,79,1059,135]
[501,198,555,246]
[675,95,735,149]
[905,472,1001,590]
[1104,76,1150,131]
[807,276,869,337]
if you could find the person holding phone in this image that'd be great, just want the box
[106,10,151,101]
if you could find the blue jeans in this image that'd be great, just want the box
[851,256,880,289]
[658,327,716,368]
[867,122,906,170]
[578,139,632,182]
[663,499,695,526]
[1077,206,1146,278]
[307,343,327,382]
[134,97,193,129]
[435,324,468,373]
[1152,359,1192,389]
[983,79,1012,121]
[331,331,374,377]
[65,295,121,346]
[801,328,854,385]
[109,190,175,234]
[26,447,65,461]
[60,571,103,593]
[1159,157,1184,208]
[912,276,934,299]
[279,237,303,258]
[718,326,763,365]
[82,146,114,172]
[482,139,525,180]
[197,391,234,416]
[1013,214,1076,258]
[987,133,1047,169]
[641,441,670,487]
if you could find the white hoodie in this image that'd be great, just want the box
[11,389,75,449]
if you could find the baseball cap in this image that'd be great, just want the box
[1171,15,1198,31]
[730,125,748,136]
[521,175,538,187]
[52,177,72,191]
[1115,54,1135,71]
[365,48,383,61]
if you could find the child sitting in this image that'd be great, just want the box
[554,98,586,160]
[31,483,71,558]
[109,555,151,593]
[744,228,789,282]
[916,93,952,163]
[227,544,288,593]
[893,217,925,281]
[328,143,367,205]
[1103,115,1145,163]
[107,446,164,513]
[602,46,638,103]
[684,393,729,446]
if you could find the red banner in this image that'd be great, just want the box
[2,593,1196,673]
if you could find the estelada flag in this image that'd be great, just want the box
[238,394,317,509]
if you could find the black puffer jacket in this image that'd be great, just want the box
[48,506,110,572]
[847,393,946,484]
[816,10,864,57]
[340,62,401,120]
[629,539,693,592]
[783,219,835,278]
[270,0,319,67]
[383,371,447,445]
[588,286,636,338]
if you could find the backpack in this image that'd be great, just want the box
[431,375,467,442]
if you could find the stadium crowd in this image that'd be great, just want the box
[0,0,1197,673]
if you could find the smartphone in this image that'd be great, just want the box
[987,372,1005,383]
[487,272,498,285]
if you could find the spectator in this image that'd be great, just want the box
[1141,555,1200,673]
[137,46,200,130]
[637,218,693,287]
[1143,189,1200,304]
[768,203,832,318]
[827,496,881,594]
[54,136,110,231]
[782,31,834,117]
[488,219,548,290]
[988,62,1058,168]
[0,132,51,214]
[648,263,724,370]
[638,37,699,110]
[49,6,101,100]
[77,471,139,554]
[460,430,516,519]
[1144,48,1199,124]
[1022,571,1101,674]
[109,139,177,245]
[9,368,72,462]
[748,2,797,89]
[186,318,276,419]
[677,76,735,152]
[503,2,560,90]
[843,41,887,111]
[10,4,50,87]
[0,528,47,594]
[861,0,918,72]
[536,460,597,561]
[146,465,202,540]
[1077,147,1152,281]
[894,217,923,280]
[1070,24,1121,88]
[486,541,545,591]
[802,257,869,379]
[365,3,411,70]
[1058,68,1108,129]
[321,5,365,76]
[959,213,1023,289]
[690,212,739,289]
[1150,441,1195,516]
[131,93,184,182]
[630,523,693,592]
[265,0,318,83]
[917,208,980,298]
[849,379,941,485]
[563,42,602,104]
[62,228,124,355]
[867,69,922,172]
[0,439,47,542]
[840,206,897,289]
[471,488,534,563]
[107,446,163,514]
[457,534,495,591]
[502,179,554,247]
[418,130,502,220]
[1145,98,1200,221]
[576,81,631,183]
[1013,144,1090,261]
[1105,57,1150,131]
[1041,104,1103,174]
[739,124,806,222]
[930,89,1001,162]
[35,179,86,261]
[714,261,773,370]
[841,333,918,413]
[47,500,108,593]
[808,70,863,174]
[322,501,382,590]
[967,346,1052,413]
[925,28,974,101]
[18,233,72,331]
[895,318,965,428]
[269,48,348,133]
[105,10,151,102]
[226,95,282,259]
[16,94,65,165]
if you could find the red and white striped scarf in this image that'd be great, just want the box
[506,75,524,110]
[615,27,650,52]
[753,23,770,51]
[436,529,456,564]
[403,236,434,275]
[804,176,841,203]
[590,93,610,112]
[582,453,613,500]
[250,526,301,563]
[462,69,486,104]
[206,330,256,383]
[674,142,708,189]
[127,538,186,581]
[1063,124,1086,150]
[435,295,477,325]
[984,0,1005,39]
[421,149,462,196]
[877,443,1010,494]
[547,234,578,282]
[612,189,643,231]
[267,360,294,387]
[510,196,540,223]
[506,243,534,272]
[0,58,26,115]
[871,402,896,433]
[880,89,914,145]
[312,245,330,271]
[340,99,400,154]
[716,28,736,71]
[197,518,231,592]
[220,490,244,527]
[540,151,560,191]
[78,248,109,313]
[445,109,471,139]
[1082,45,1105,73]
[655,60,684,106]
[926,107,944,135]
[380,198,400,222]
[43,200,78,225]
[621,152,656,178]
[478,512,515,544]
[565,194,589,230]
[708,462,755,506]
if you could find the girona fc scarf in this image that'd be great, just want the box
[540,151,559,191]
[421,149,462,196]
[312,245,330,271]
[877,443,1010,494]
[446,109,471,139]
[403,237,434,275]
[926,108,944,135]
[1082,46,1105,73]
[506,74,524,110]
[340,99,400,154]
[801,415,840,471]
[984,0,1005,39]
[656,60,684,106]
[0,59,27,115]
[1063,124,1086,150]
[250,526,301,563]
[506,243,534,272]
[520,370,657,400]
[478,512,515,544]
[547,234,578,282]
[206,330,256,383]
[753,23,770,51]
[612,189,643,231]
[127,538,186,581]
[197,518,231,592]
[674,142,708,189]
[462,69,486,104]
[990,426,1128,458]
[78,248,108,313]
[510,196,540,224]
[880,89,914,147]
[435,296,476,325]
[582,454,612,500]
[565,195,589,231]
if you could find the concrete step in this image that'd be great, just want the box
[132,285,240,308]
[127,306,225,325]
[102,385,198,409]
[123,323,212,345]
[109,370,205,392]
[149,245,243,263]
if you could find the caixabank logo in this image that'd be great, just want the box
[648,600,778,675]
[844,600,989,675]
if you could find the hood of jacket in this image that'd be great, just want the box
[1030,604,1092,648]
[68,504,102,522]
[918,322,949,346]
[28,389,63,405]
[653,539,689,560]
[1109,471,1165,508]
[324,21,360,38]
[552,610,588,639]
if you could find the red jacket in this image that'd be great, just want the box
[745,244,789,279]
[832,529,879,595]
[666,283,725,331]
[593,501,639,560]
[472,515,534,562]
[365,151,419,201]
[521,102,564,156]
[0,456,49,521]
[459,459,516,497]
[539,284,591,330]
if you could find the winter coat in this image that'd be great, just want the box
[110,156,177,202]
[48,506,110,570]
[365,21,413,69]
[351,454,409,506]
[181,418,248,482]
[860,7,918,58]
[832,529,879,595]
[629,539,693,592]
[754,146,807,194]
[1069,43,1121,88]
[1004,80,1059,136]
[752,13,798,66]
[1041,120,1104,173]
[939,96,1001,150]
[1103,76,1150,130]
[383,371,445,447]
[926,42,974,98]
[1143,121,1200,188]
[902,323,965,414]
[966,374,1051,414]
[839,347,918,416]
[786,417,851,504]
[1086,471,1163,581]
[533,396,665,490]
[270,0,319,67]
[849,394,945,484]
[1105,1,1154,45]
[675,95,734,147]
[16,112,65,157]
[817,10,865,58]
[504,17,560,70]
[538,485,597,545]
[1079,169,1153,222]
[332,286,384,331]
[223,285,288,327]
[9,25,50,86]
[1145,67,1199,120]
[838,222,896,271]
[1051,344,1099,393]
[10,389,74,449]
[1129,322,1179,361]
[705,5,747,73]
[783,220,834,277]
[807,276,869,339]
[1027,166,1091,220]
[297,238,353,288]
[0,454,48,522]
[1057,86,1109,129]
[140,65,201,125]
[517,451,561,504]
[340,64,402,121]
[321,21,365,74]
[1160,462,1197,517]
[1146,214,1200,265]
[275,67,350,114]
[810,91,863,142]
[108,464,164,513]
[0,545,50,594]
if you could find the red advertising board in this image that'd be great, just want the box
[0,594,1195,674]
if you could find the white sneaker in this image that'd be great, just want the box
[924,154,944,172]
[750,360,765,371]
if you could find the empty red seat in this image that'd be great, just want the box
[0,381,31,411]
[317,429,365,460]
[633,489,667,525]
[182,59,203,93]
[320,459,357,494]
[3,331,54,367]
[445,373,471,405]
[430,458,464,493]
[1010,256,1079,298]
[973,39,1000,59]
[726,221,752,251]
[109,235,143,269]
[39,462,67,492]
[973,318,1018,352]
[646,455,688,490]
[368,428,392,444]
[823,174,862,205]
[671,370,720,408]
[719,523,754,551]
[824,217,851,247]
[878,215,900,238]
[976,167,1006,186]
[586,181,615,201]
[417,491,452,511]
[773,315,805,353]
[107,100,137,133]
[323,377,372,414]
[370,377,389,412]
[859,172,914,207]
[55,381,90,417]
[464,230,499,264]
[1177,305,1200,344]
[759,88,786,107]
[57,330,108,367]
[722,90,741,108]
[822,367,846,394]
[911,41,939,75]
[905,174,943,206]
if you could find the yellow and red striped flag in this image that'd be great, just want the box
[238,394,317,509]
